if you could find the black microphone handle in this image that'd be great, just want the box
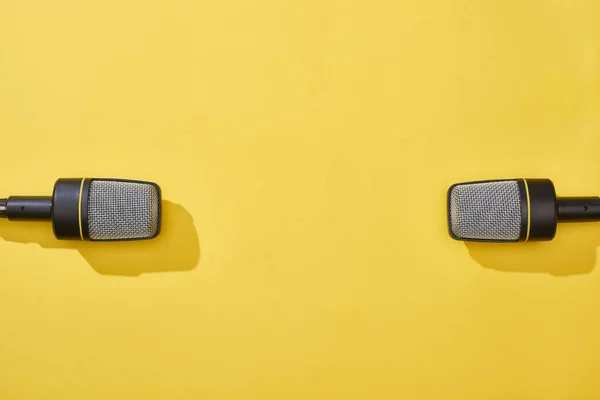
[557,197,600,222]
[0,196,52,221]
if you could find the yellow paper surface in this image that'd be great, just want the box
[0,1,599,398]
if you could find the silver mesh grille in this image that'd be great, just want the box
[449,180,522,241]
[87,180,160,240]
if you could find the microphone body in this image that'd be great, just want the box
[0,178,161,241]
[0,196,52,220]
[448,178,600,242]
[557,197,600,222]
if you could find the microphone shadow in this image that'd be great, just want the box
[0,200,200,277]
[465,223,599,277]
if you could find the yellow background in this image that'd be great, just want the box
[0,1,599,399]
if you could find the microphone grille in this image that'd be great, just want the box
[449,180,522,241]
[87,180,160,241]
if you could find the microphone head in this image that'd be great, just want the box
[447,178,558,242]
[52,178,161,241]
[87,179,160,241]
[448,180,523,242]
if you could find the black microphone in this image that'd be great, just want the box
[447,178,600,242]
[0,178,161,241]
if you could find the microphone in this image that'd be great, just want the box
[447,178,600,242]
[0,178,161,241]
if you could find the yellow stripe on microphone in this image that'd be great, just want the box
[78,178,85,241]
[523,178,531,242]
